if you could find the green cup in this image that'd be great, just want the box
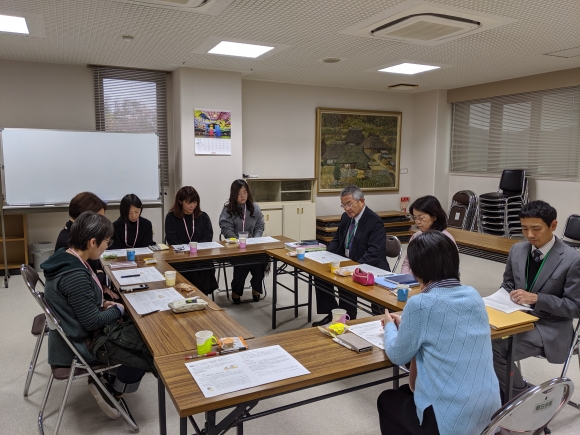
[195,330,218,355]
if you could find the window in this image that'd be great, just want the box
[451,86,580,180]
[93,66,169,186]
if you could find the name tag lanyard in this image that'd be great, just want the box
[68,248,104,306]
[241,203,246,232]
[345,220,358,256]
[125,219,139,248]
[183,215,194,243]
[525,250,551,292]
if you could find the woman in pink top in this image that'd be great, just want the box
[401,195,456,275]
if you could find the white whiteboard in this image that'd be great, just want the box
[1,128,160,206]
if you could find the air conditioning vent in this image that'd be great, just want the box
[117,0,234,15]
[129,0,210,6]
[372,14,480,42]
[388,84,419,91]
[340,3,516,46]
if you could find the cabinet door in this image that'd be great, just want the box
[282,205,302,241]
[262,209,283,237]
[298,202,317,240]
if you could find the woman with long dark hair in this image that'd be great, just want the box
[218,179,265,304]
[165,186,218,295]
[110,194,155,250]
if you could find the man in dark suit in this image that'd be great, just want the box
[312,185,389,326]
[493,200,580,402]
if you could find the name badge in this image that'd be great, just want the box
[345,249,350,258]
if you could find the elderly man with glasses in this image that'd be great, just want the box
[312,185,389,326]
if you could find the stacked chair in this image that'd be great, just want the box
[478,169,528,238]
[448,190,478,231]
[561,214,580,250]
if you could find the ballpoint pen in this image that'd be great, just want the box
[140,310,159,317]
[185,352,217,360]
[121,274,140,278]
[219,346,248,355]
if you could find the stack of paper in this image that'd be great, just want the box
[483,288,533,314]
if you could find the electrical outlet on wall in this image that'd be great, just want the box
[400,168,408,174]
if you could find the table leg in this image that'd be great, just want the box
[158,377,166,435]
[307,274,312,323]
[294,267,298,318]
[506,335,517,402]
[237,422,244,435]
[206,410,216,435]
[272,258,278,330]
[179,416,187,435]
[392,365,399,390]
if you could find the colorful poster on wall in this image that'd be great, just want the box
[194,108,232,155]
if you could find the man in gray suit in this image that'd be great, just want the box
[493,200,580,402]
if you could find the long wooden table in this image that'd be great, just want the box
[447,228,520,263]
[155,315,535,435]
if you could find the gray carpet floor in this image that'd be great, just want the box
[2,247,579,434]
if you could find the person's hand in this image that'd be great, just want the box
[391,313,402,328]
[381,309,394,327]
[103,285,120,300]
[510,289,538,305]
[103,300,116,309]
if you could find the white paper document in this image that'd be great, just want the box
[339,264,393,277]
[124,288,184,315]
[304,251,349,264]
[171,242,223,251]
[111,267,166,285]
[185,345,310,398]
[483,288,533,314]
[101,247,153,258]
[348,321,385,350]
[245,237,279,245]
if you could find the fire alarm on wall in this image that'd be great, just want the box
[400,197,410,213]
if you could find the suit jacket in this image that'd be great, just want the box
[327,207,390,271]
[503,237,580,363]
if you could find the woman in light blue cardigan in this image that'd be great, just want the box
[378,231,501,435]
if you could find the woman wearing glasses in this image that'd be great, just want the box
[110,194,155,250]
[219,179,266,304]
[400,195,456,274]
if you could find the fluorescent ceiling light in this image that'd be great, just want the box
[0,14,29,34]
[208,41,274,58]
[379,62,439,75]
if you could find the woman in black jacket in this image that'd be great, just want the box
[110,194,155,250]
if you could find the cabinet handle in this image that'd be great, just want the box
[297,208,300,215]
[301,207,304,214]
[266,214,269,221]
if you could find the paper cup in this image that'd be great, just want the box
[165,270,177,286]
[331,308,349,324]
[296,247,306,260]
[330,261,341,273]
[239,237,247,249]
[195,330,218,355]
[189,241,198,253]
[126,249,136,261]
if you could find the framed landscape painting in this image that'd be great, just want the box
[315,108,402,193]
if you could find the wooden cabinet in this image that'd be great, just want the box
[247,178,316,241]
[0,214,28,285]
[262,208,283,237]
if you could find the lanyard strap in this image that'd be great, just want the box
[67,248,104,306]
[345,220,358,249]
[124,219,139,248]
[183,216,194,243]
[525,249,551,292]
[241,203,246,232]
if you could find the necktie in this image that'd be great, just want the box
[346,219,355,250]
[532,249,542,263]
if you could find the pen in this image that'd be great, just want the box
[185,352,217,360]
[333,337,354,351]
[121,274,140,278]
[219,346,248,355]
[140,310,159,317]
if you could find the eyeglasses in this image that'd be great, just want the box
[408,214,430,222]
[106,238,114,247]
[340,200,360,210]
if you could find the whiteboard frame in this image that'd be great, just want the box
[0,128,163,208]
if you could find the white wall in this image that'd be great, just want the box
[449,174,579,234]
[0,59,165,253]
[172,68,243,235]
[242,80,415,216]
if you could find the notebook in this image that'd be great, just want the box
[383,274,420,287]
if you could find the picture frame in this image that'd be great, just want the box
[315,107,402,193]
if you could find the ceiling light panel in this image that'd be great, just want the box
[379,63,440,75]
[208,41,274,58]
[0,14,28,34]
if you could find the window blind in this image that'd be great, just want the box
[450,85,580,180]
[93,66,169,186]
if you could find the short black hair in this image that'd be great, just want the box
[408,231,459,284]
[120,194,143,221]
[409,195,448,231]
[69,211,114,250]
[519,200,557,227]
[69,192,107,219]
